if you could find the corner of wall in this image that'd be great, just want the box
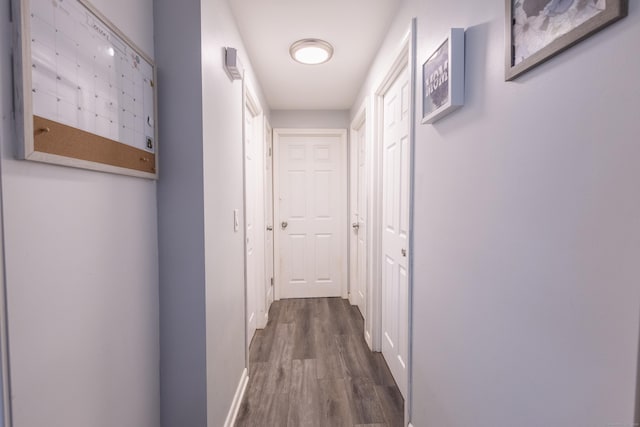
[154,0,208,425]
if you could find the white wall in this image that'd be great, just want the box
[354,2,640,426]
[155,0,270,425]
[154,0,208,425]
[0,0,160,426]
[201,1,269,425]
[271,109,350,129]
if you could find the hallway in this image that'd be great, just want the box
[235,298,404,427]
[0,0,637,425]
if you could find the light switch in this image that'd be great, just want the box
[234,209,240,232]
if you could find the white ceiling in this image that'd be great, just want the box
[228,0,403,111]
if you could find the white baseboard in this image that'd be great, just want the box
[223,368,249,427]
[348,292,356,306]
[364,330,372,350]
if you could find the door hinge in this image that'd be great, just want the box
[270,277,274,287]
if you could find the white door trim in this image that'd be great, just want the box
[273,128,348,301]
[0,178,10,427]
[371,18,416,425]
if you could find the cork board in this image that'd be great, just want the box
[34,116,155,174]
[12,0,158,179]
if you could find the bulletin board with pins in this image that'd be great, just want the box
[12,0,158,178]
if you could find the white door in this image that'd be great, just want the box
[356,123,367,314]
[381,65,410,398]
[244,92,264,348]
[349,112,367,317]
[263,119,274,316]
[274,129,347,299]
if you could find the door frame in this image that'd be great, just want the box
[272,128,348,301]
[0,184,10,427]
[349,99,373,348]
[370,19,416,423]
[242,82,264,353]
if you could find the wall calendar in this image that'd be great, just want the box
[12,0,158,178]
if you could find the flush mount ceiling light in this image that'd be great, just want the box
[289,39,334,65]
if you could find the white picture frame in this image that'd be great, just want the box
[421,28,465,125]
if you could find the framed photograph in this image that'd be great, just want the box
[422,28,465,124]
[505,0,628,81]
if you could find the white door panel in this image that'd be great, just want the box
[350,110,368,325]
[275,130,347,299]
[244,93,264,348]
[381,65,410,398]
[356,123,367,307]
[245,109,257,346]
[264,121,274,313]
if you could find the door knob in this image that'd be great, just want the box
[281,221,288,229]
[266,226,273,231]
[401,248,407,257]
[352,223,360,231]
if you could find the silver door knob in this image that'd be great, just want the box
[266,226,273,231]
[352,223,360,230]
[401,248,407,257]
[281,221,288,229]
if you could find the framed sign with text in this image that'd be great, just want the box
[421,28,465,125]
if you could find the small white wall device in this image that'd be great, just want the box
[224,47,243,80]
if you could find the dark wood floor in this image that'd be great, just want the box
[235,298,404,427]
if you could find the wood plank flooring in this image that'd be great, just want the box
[235,298,404,427]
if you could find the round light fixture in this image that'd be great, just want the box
[290,39,334,65]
